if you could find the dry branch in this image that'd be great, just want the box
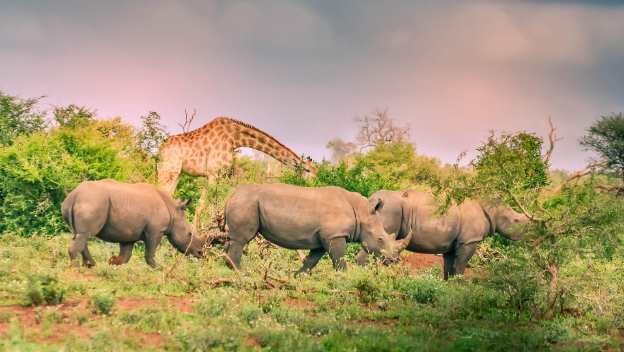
[543,117,561,165]
[178,108,197,133]
[550,161,605,193]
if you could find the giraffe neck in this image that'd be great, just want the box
[224,118,303,167]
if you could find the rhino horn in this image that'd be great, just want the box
[396,231,413,251]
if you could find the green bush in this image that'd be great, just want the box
[92,293,115,315]
[24,274,65,306]
[0,126,150,236]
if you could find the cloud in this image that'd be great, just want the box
[0,1,622,170]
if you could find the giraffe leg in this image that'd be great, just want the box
[193,188,208,232]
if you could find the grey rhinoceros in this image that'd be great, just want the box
[223,183,412,274]
[356,190,529,279]
[61,179,205,268]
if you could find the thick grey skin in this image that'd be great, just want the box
[357,190,529,279]
[61,179,205,268]
[224,183,411,274]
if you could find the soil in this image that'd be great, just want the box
[402,252,473,277]
[0,296,190,347]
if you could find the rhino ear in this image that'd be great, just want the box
[369,197,384,214]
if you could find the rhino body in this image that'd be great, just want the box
[358,190,529,279]
[224,183,411,273]
[61,179,204,268]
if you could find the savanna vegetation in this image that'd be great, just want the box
[0,92,623,351]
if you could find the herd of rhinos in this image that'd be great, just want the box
[61,118,530,280]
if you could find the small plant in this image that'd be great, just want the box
[23,275,65,306]
[395,277,440,304]
[92,293,115,315]
[354,277,380,304]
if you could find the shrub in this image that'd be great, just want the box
[23,275,65,306]
[394,277,441,304]
[0,125,150,236]
[91,293,115,315]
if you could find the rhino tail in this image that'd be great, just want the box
[61,191,77,234]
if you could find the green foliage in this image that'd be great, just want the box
[281,160,399,196]
[0,235,622,350]
[24,275,66,306]
[91,293,115,315]
[581,113,624,178]
[0,91,46,146]
[53,104,96,129]
[0,125,150,236]
[472,132,549,207]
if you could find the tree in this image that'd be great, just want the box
[355,109,409,151]
[580,113,624,182]
[53,104,96,129]
[326,138,356,163]
[0,91,46,146]
[137,111,168,158]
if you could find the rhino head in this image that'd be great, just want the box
[359,197,412,263]
[167,199,206,258]
[483,203,530,241]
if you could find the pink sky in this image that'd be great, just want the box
[1,1,623,170]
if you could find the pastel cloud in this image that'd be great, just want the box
[0,0,622,170]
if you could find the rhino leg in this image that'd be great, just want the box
[225,215,259,270]
[453,243,478,276]
[144,230,163,268]
[69,233,91,266]
[443,251,456,280]
[355,249,369,266]
[323,237,347,271]
[81,244,96,268]
[109,242,134,266]
[295,248,326,276]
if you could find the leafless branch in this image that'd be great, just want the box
[543,116,561,165]
[178,108,197,133]
[550,161,605,193]
[355,108,409,151]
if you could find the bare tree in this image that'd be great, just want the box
[355,108,409,151]
[178,108,197,133]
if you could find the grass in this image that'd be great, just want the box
[0,234,622,351]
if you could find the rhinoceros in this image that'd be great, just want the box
[223,183,412,274]
[356,190,529,279]
[61,179,205,268]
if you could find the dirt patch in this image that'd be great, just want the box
[115,297,195,313]
[284,297,316,310]
[402,253,473,278]
[244,335,261,349]
[115,297,160,311]
[0,301,94,343]
[0,322,7,334]
[403,253,442,272]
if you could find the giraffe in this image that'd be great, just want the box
[157,117,315,229]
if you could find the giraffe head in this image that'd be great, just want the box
[301,156,316,178]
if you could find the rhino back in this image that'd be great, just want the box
[227,184,356,249]
[72,180,170,241]
[403,191,462,253]
[456,200,490,244]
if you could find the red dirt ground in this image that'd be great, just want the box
[402,252,473,277]
[0,296,194,347]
